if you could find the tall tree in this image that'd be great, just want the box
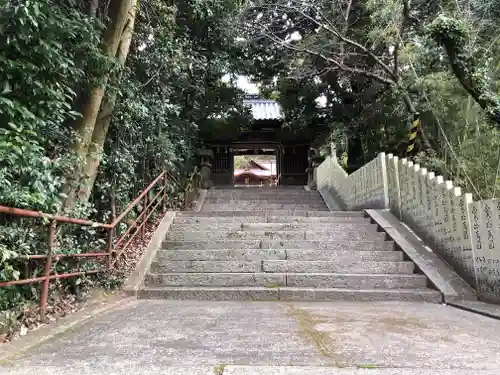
[62,0,139,211]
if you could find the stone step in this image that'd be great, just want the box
[168,223,378,232]
[163,240,261,249]
[203,201,326,206]
[207,192,310,195]
[243,223,375,231]
[165,230,386,241]
[162,239,394,251]
[154,249,403,261]
[156,249,286,261]
[203,203,327,208]
[208,191,307,193]
[176,211,365,217]
[144,272,427,288]
[201,204,329,211]
[262,260,414,274]
[138,287,442,302]
[145,272,285,287]
[206,191,320,196]
[149,260,414,274]
[205,195,324,204]
[286,273,426,288]
[261,240,394,250]
[203,199,325,203]
[204,196,323,201]
[173,216,370,224]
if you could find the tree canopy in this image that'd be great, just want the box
[240,0,500,195]
[0,0,249,313]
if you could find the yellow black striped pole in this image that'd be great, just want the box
[406,113,420,154]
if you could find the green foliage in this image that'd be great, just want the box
[0,0,104,212]
[0,0,248,315]
[0,0,108,312]
[93,0,248,214]
[429,15,469,47]
[242,0,500,194]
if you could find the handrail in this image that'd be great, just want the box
[0,168,199,314]
[0,206,111,228]
[110,171,166,227]
[167,167,201,209]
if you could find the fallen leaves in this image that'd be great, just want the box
[1,293,78,343]
[1,192,200,344]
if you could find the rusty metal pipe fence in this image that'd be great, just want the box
[0,169,197,314]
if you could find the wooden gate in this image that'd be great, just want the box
[280,145,308,185]
[211,146,233,186]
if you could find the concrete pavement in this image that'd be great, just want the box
[1,300,500,374]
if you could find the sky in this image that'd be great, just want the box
[224,75,260,94]
[228,75,327,107]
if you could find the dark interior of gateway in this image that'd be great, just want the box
[203,96,314,188]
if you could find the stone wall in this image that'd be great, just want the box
[315,152,500,303]
[316,153,389,210]
[469,199,500,302]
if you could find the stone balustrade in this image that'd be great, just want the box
[316,153,389,210]
[315,152,500,303]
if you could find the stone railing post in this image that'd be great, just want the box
[199,149,214,189]
[469,199,500,303]
[385,154,402,219]
[308,149,325,190]
[378,153,390,209]
[306,148,315,189]
[330,142,337,162]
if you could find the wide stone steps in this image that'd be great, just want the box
[165,230,386,241]
[205,190,321,197]
[139,188,440,302]
[149,260,415,274]
[168,223,378,232]
[203,197,326,203]
[138,287,442,302]
[202,204,328,210]
[205,192,319,196]
[145,273,428,288]
[201,204,329,211]
[154,249,404,261]
[173,216,369,224]
[162,239,395,251]
[204,197,325,202]
[204,195,324,199]
[176,210,365,217]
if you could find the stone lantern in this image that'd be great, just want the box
[199,149,214,189]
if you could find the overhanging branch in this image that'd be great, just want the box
[258,27,396,86]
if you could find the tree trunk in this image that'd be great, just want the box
[77,0,138,204]
[402,93,434,153]
[62,0,136,211]
[416,11,500,126]
[441,43,500,126]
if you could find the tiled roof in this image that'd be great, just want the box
[243,95,283,120]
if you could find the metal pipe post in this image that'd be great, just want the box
[40,220,56,315]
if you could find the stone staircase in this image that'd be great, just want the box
[139,188,442,302]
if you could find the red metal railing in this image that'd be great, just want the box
[0,170,172,314]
